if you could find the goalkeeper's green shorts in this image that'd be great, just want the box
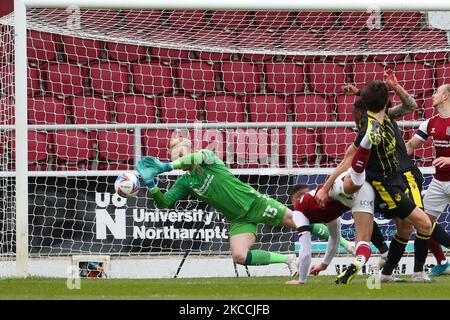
[228,195,288,236]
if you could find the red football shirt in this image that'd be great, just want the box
[293,188,350,223]
[416,115,450,181]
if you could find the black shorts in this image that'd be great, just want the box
[371,174,417,220]
[401,168,424,209]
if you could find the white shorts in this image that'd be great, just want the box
[423,178,450,218]
[329,171,375,215]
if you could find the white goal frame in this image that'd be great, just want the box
[12,0,450,277]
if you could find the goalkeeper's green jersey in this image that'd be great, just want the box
[151,149,260,222]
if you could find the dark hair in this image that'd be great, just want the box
[361,80,389,113]
[290,184,310,197]
[353,99,366,111]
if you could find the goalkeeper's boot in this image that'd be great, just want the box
[367,118,382,146]
[335,261,361,285]
[411,271,434,283]
[428,260,450,277]
[379,273,407,283]
[286,254,299,277]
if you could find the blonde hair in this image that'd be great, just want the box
[168,137,192,150]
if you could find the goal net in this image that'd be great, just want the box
[1,5,450,277]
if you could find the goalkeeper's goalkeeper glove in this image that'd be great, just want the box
[135,156,172,187]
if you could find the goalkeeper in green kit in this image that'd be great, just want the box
[136,137,353,275]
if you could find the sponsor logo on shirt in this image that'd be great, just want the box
[193,174,214,197]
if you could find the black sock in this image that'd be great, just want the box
[431,222,450,248]
[414,232,431,272]
[371,221,389,254]
[382,234,408,275]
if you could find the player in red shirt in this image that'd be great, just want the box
[407,84,450,276]
[286,172,375,285]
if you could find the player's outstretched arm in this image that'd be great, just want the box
[406,136,425,156]
[309,219,341,276]
[384,69,417,119]
[136,159,189,209]
[315,145,356,207]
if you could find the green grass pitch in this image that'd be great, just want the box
[2,276,450,299]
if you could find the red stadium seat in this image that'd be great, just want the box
[420,95,436,119]
[221,61,262,94]
[28,95,67,124]
[77,9,121,30]
[131,61,174,95]
[383,12,422,30]
[97,130,135,170]
[352,62,386,89]
[90,61,130,95]
[280,30,321,63]
[45,62,86,96]
[149,30,191,62]
[293,94,332,123]
[436,62,450,88]
[0,97,14,124]
[168,10,208,30]
[211,11,251,30]
[265,62,305,94]
[124,10,163,29]
[28,65,42,96]
[0,27,13,63]
[229,128,272,168]
[254,11,294,30]
[394,62,434,96]
[247,94,288,122]
[408,30,449,62]
[339,12,373,30]
[292,128,317,167]
[8,130,50,171]
[115,95,157,124]
[159,95,200,123]
[322,30,365,62]
[297,12,338,30]
[0,0,13,17]
[142,129,179,161]
[193,30,234,62]
[336,94,358,122]
[236,30,277,62]
[177,61,217,94]
[204,94,246,122]
[61,35,103,63]
[366,30,408,62]
[321,128,357,165]
[106,41,147,62]
[52,130,94,170]
[306,62,346,94]
[71,96,113,124]
[27,31,59,62]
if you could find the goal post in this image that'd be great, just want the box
[5,0,450,278]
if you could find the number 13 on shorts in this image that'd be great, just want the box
[262,205,278,218]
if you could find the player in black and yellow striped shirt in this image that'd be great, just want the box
[354,79,432,283]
